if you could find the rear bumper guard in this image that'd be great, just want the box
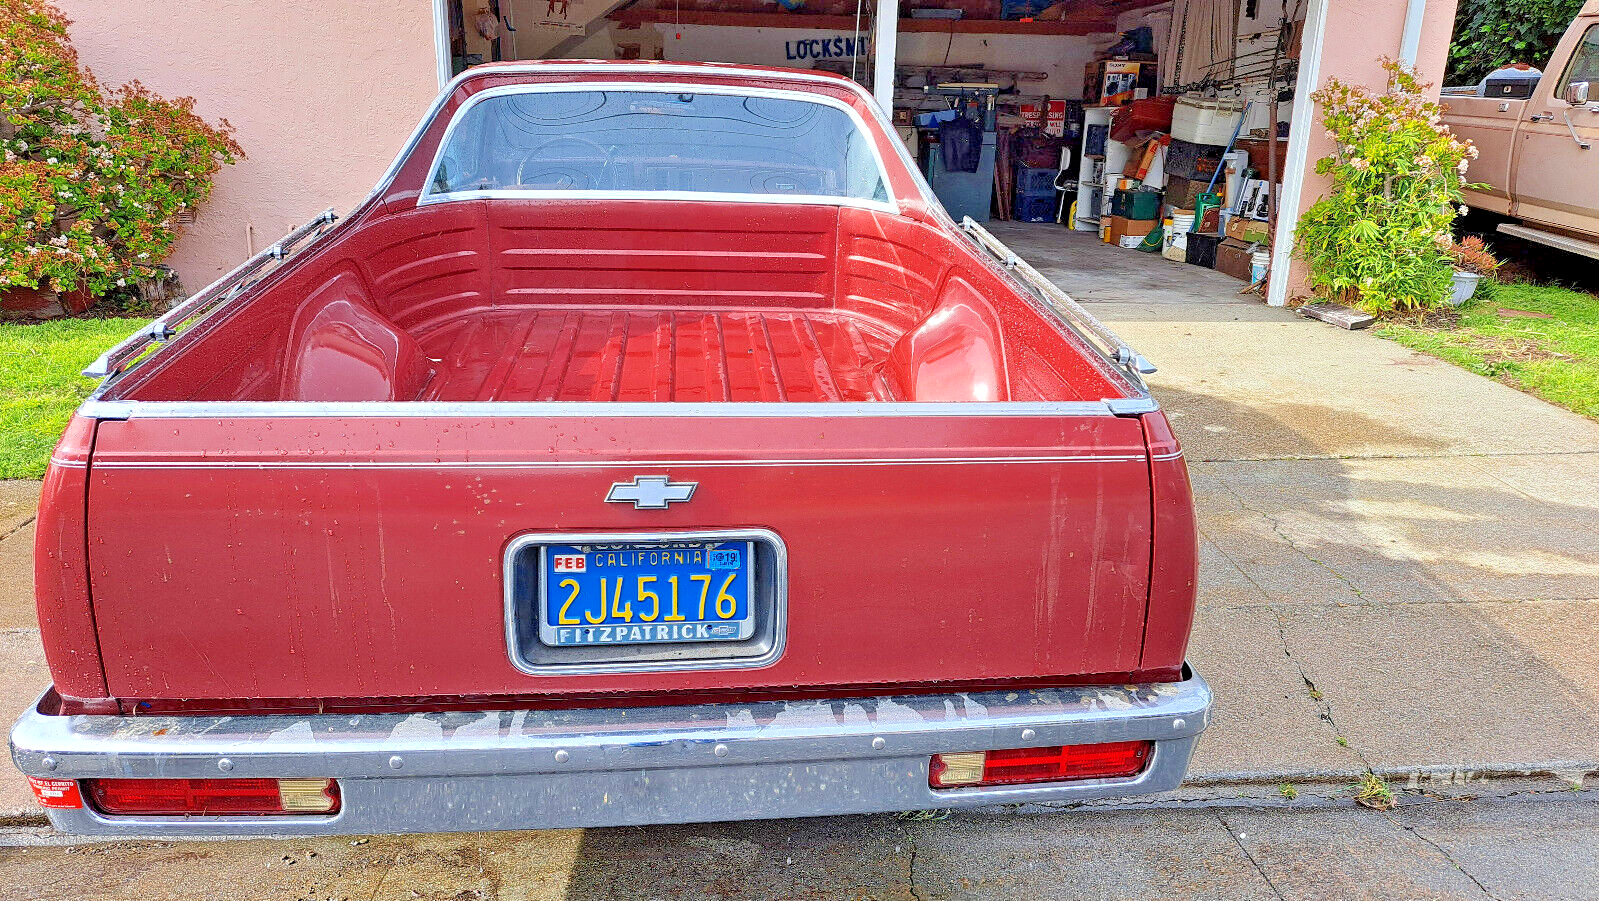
[11,667,1210,836]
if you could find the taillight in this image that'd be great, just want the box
[83,778,341,816]
[929,741,1152,788]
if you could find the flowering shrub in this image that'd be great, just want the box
[1,0,242,300]
[1294,61,1479,314]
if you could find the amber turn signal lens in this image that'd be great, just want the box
[929,741,1152,789]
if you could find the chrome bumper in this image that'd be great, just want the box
[11,668,1210,836]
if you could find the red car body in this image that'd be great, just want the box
[14,62,1208,836]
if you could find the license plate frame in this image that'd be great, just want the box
[535,539,757,648]
[503,529,787,676]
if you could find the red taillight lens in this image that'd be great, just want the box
[84,778,341,816]
[929,741,1152,788]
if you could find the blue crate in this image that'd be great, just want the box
[1012,194,1057,223]
[1001,0,1052,18]
[1014,166,1058,197]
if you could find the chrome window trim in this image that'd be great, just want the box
[368,63,902,205]
[418,81,899,214]
[502,529,787,676]
[76,399,1159,420]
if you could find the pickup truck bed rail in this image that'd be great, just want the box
[960,218,1158,391]
[83,210,340,381]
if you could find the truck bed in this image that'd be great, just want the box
[417,305,899,402]
[114,202,1119,406]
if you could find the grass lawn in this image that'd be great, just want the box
[1378,283,1599,420]
[0,318,140,480]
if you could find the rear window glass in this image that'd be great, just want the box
[428,89,890,205]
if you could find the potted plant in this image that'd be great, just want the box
[1293,61,1482,315]
[1,0,242,318]
[1446,235,1499,305]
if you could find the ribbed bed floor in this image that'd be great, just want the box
[415,307,902,402]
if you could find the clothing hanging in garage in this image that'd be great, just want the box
[939,114,983,174]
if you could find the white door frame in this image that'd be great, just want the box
[872,0,898,113]
[433,0,454,90]
[1267,0,1329,308]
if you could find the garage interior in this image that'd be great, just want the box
[442,0,1310,300]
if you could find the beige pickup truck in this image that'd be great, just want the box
[1442,1,1599,259]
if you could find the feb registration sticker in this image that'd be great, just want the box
[538,540,755,647]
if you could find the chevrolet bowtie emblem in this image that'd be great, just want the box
[606,476,697,510]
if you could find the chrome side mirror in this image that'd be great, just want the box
[1566,81,1591,106]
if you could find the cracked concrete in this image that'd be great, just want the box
[987,225,1599,794]
[1386,809,1499,901]
[1216,808,1289,901]
[4,796,1593,900]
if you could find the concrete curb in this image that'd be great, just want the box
[3,761,1591,834]
[0,809,46,828]
[1187,759,1599,788]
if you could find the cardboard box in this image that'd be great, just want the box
[1164,175,1207,211]
[1085,60,1156,107]
[1215,237,1260,281]
[1225,216,1272,244]
[1107,215,1158,246]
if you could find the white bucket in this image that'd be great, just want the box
[1163,219,1189,261]
[1250,250,1271,283]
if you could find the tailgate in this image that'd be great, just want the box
[84,409,1154,703]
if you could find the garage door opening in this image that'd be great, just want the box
[435,0,1315,303]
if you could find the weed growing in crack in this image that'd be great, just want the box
[1354,772,1396,810]
[894,809,952,822]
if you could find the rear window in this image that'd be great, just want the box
[427,88,891,206]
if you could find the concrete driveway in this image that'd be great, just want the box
[994,225,1599,785]
[0,226,1596,897]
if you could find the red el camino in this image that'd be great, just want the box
[13,61,1209,836]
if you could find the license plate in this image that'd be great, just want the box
[537,540,755,647]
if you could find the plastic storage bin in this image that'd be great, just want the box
[1171,96,1247,145]
[1013,194,1057,223]
[1185,232,1222,268]
[1015,166,1059,197]
[1110,96,1175,142]
[1111,188,1161,220]
[1165,139,1226,180]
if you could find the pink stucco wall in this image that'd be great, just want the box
[55,0,441,292]
[1286,0,1462,298]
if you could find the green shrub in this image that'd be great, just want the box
[1447,0,1585,87]
[1295,62,1479,315]
[1,0,242,299]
